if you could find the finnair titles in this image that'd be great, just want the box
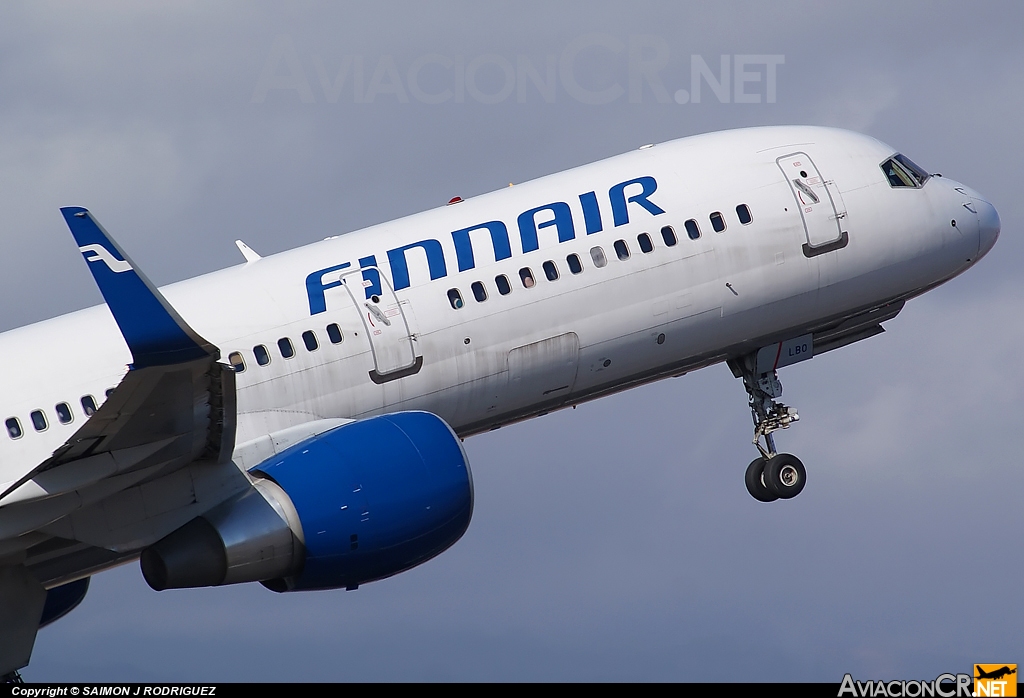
[306,174,663,314]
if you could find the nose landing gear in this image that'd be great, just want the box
[729,356,807,502]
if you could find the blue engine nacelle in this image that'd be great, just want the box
[39,578,90,629]
[141,411,473,592]
[256,411,473,591]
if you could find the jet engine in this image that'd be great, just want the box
[140,411,473,592]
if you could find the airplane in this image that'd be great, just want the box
[976,666,1016,681]
[0,125,999,680]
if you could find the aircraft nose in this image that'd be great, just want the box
[976,197,1000,258]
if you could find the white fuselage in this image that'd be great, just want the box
[0,126,996,552]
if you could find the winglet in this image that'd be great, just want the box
[61,207,217,368]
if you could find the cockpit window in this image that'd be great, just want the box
[895,154,929,184]
[881,154,930,188]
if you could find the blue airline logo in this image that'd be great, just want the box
[306,175,664,315]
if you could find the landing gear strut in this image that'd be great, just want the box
[729,356,807,501]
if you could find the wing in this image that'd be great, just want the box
[0,208,236,509]
[1,208,239,676]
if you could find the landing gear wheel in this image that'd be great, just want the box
[744,458,779,502]
[763,454,806,499]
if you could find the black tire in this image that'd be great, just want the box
[763,453,806,499]
[744,457,779,502]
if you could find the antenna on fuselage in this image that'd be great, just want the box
[234,240,261,263]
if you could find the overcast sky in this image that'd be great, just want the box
[2,0,1021,682]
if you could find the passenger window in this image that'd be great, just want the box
[590,246,607,268]
[326,323,344,344]
[519,267,536,288]
[710,212,726,232]
[228,352,246,372]
[6,417,22,439]
[614,239,630,260]
[81,395,97,416]
[55,402,73,425]
[302,331,319,352]
[684,219,701,240]
[471,281,487,302]
[736,204,752,225]
[543,261,559,281]
[495,274,512,296]
[661,226,677,246]
[567,253,583,275]
[278,337,295,359]
[448,288,465,309]
[105,388,115,399]
[30,410,48,432]
[254,344,271,366]
[637,233,654,254]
